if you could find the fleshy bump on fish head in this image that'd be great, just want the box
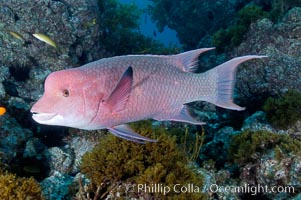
[31,69,100,129]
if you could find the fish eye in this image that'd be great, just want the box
[62,89,70,97]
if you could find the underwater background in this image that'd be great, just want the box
[0,0,301,199]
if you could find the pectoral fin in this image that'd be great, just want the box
[154,105,204,125]
[103,66,133,112]
[108,124,157,143]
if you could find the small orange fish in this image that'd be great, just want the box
[0,107,6,115]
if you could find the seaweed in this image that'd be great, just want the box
[0,171,44,200]
[269,0,301,21]
[228,129,301,165]
[0,153,44,199]
[213,4,267,53]
[263,90,301,129]
[169,126,205,162]
[80,121,206,199]
[212,0,301,52]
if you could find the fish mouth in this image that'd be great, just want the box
[32,112,64,125]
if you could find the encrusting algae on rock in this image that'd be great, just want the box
[228,129,301,165]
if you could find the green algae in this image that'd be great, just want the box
[0,154,44,199]
[0,171,44,200]
[213,4,267,53]
[80,121,206,199]
[212,1,301,53]
[263,90,301,129]
[228,129,301,165]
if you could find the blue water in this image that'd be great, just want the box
[120,0,180,46]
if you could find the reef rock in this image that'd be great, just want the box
[44,133,99,174]
[241,111,287,134]
[200,126,240,166]
[44,147,75,174]
[69,136,98,174]
[40,170,74,199]
[23,137,46,160]
[240,151,301,199]
[0,113,33,163]
[287,120,301,140]
[0,0,105,102]
[233,7,301,102]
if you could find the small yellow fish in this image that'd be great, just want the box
[83,18,97,29]
[92,18,96,25]
[9,31,23,40]
[32,33,57,49]
[0,107,6,116]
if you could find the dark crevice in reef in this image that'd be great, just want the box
[9,65,30,82]
[10,157,50,181]
[35,125,69,148]
[3,80,19,97]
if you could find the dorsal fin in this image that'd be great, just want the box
[103,66,133,112]
[173,48,215,72]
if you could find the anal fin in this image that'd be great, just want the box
[154,105,204,125]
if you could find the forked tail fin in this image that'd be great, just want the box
[204,55,266,110]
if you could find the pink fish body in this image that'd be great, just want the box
[31,48,265,142]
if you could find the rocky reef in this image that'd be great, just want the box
[149,0,243,49]
[0,0,104,103]
[0,0,301,199]
[234,7,301,104]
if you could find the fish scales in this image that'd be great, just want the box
[81,56,205,125]
[31,48,265,142]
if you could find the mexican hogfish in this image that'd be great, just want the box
[31,48,264,142]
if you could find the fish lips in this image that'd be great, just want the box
[31,112,64,125]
